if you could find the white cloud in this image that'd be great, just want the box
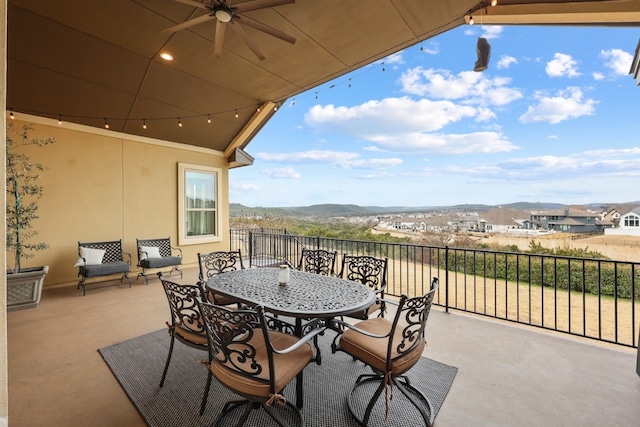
[398,67,523,106]
[582,147,640,157]
[420,41,439,55]
[497,55,517,69]
[592,72,604,80]
[600,48,633,76]
[519,87,597,124]
[383,51,404,65]
[481,25,503,39]
[442,152,640,181]
[305,97,477,135]
[366,131,517,155]
[262,167,301,179]
[546,53,581,77]
[256,150,359,163]
[338,158,403,169]
[255,149,401,171]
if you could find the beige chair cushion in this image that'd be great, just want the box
[211,330,314,399]
[174,324,208,346]
[340,317,425,375]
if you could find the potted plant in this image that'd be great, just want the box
[6,122,55,310]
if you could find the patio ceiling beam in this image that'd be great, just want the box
[465,1,640,26]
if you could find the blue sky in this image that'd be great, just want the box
[230,25,640,208]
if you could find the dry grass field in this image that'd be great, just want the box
[384,260,640,347]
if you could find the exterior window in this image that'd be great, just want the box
[178,163,221,245]
[624,214,639,228]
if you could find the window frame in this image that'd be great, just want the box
[177,163,222,245]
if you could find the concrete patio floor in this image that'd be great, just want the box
[7,267,640,426]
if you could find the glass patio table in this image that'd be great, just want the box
[206,267,376,408]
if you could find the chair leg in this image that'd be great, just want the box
[346,374,386,427]
[347,373,434,427]
[394,377,434,427]
[262,401,304,427]
[199,370,213,415]
[159,334,175,387]
[211,399,251,427]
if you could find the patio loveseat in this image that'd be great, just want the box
[136,237,182,284]
[75,240,132,295]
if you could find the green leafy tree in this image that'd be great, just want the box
[6,123,55,273]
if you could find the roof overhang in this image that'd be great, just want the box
[7,0,640,160]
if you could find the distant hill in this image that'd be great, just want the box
[230,202,575,218]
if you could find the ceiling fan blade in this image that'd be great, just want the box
[163,13,215,33]
[214,20,227,57]
[234,0,295,14]
[235,15,296,44]
[229,21,266,61]
[173,0,210,10]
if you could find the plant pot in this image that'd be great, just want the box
[6,265,49,311]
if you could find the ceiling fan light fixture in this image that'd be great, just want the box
[215,8,233,23]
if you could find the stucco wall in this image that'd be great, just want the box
[8,115,231,288]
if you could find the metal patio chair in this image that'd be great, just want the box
[330,277,440,427]
[197,300,324,426]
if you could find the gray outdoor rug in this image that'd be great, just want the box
[99,329,457,427]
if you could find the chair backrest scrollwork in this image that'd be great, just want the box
[386,277,439,369]
[297,249,338,276]
[198,302,273,389]
[197,250,245,282]
[339,254,388,293]
[160,277,206,338]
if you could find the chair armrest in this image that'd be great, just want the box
[269,326,326,355]
[329,318,392,340]
[122,252,132,264]
[171,246,183,258]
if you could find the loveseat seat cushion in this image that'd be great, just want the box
[139,256,182,269]
[80,262,130,278]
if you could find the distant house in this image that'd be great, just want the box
[474,208,526,233]
[599,203,640,226]
[530,208,609,233]
[377,216,427,232]
[605,207,640,236]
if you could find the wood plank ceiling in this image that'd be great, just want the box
[7,0,640,160]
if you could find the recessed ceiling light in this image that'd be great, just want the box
[160,52,174,61]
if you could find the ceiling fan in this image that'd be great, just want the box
[164,0,296,61]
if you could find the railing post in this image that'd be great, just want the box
[445,245,449,313]
[248,230,254,268]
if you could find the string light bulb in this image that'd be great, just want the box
[104,118,109,129]
[58,115,62,125]
[142,119,147,130]
[9,109,14,119]
[235,109,238,118]
[256,105,261,112]
[207,114,211,124]
[469,15,475,25]
[178,117,182,127]
[491,0,497,6]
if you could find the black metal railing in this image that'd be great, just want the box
[229,228,640,348]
